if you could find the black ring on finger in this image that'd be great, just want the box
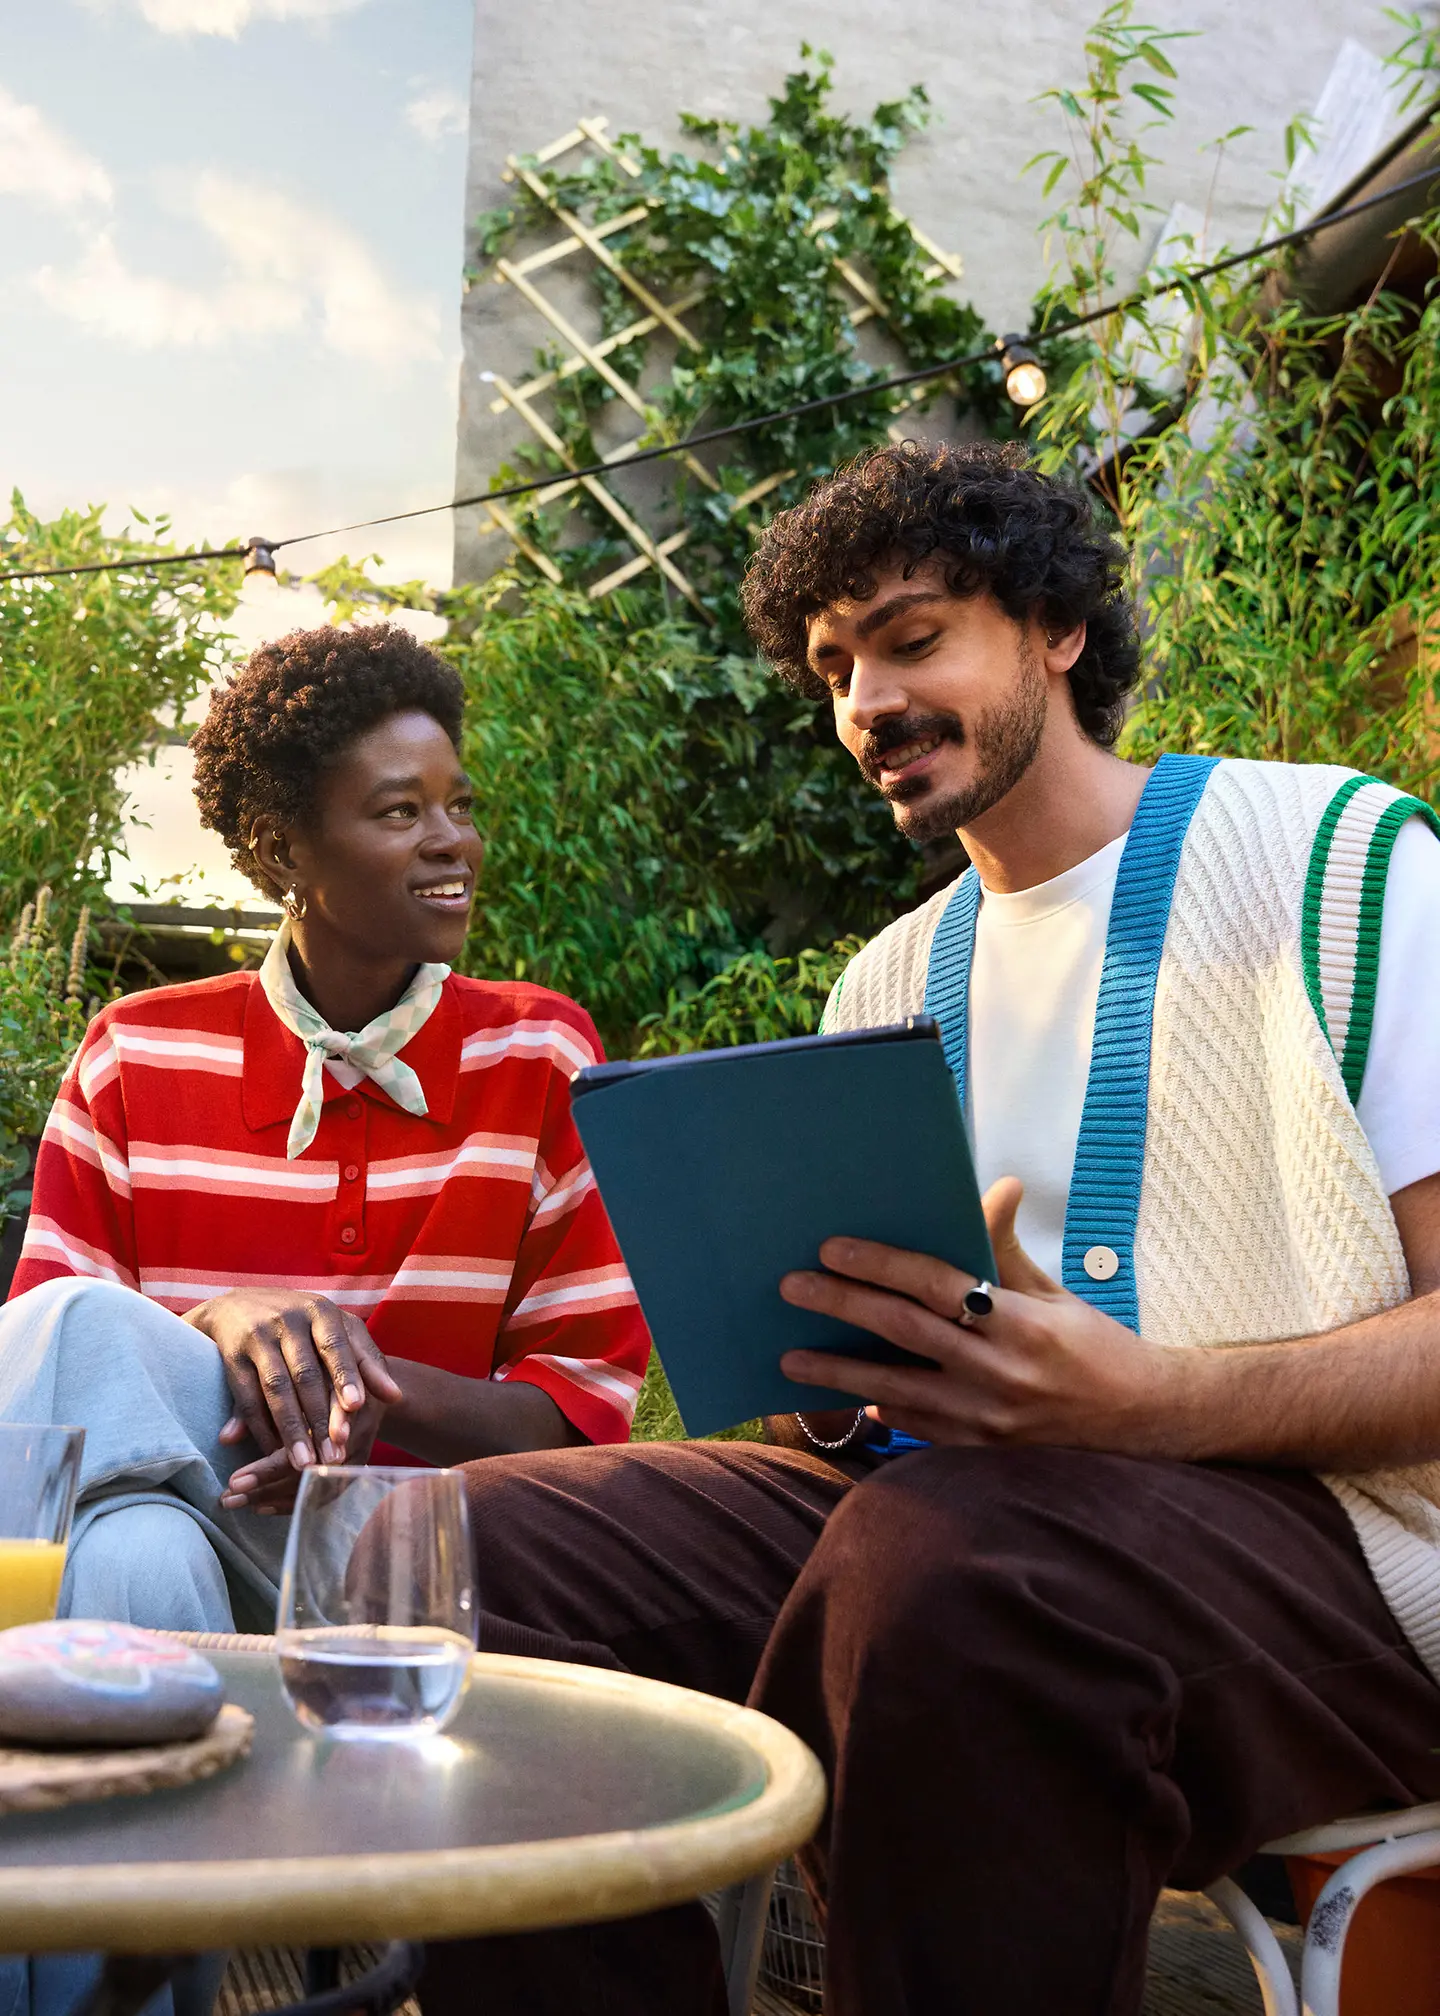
[962,1280,995,1320]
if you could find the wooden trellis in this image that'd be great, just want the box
[473,115,967,611]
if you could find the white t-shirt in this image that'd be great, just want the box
[968,814,1440,1283]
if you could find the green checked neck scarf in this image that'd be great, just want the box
[259,922,450,1160]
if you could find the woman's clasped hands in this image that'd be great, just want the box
[183,1288,405,1513]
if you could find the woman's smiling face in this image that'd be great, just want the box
[283,708,484,968]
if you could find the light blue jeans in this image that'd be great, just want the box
[0,1277,295,2016]
[0,1277,292,1630]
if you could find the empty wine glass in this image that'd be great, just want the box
[276,1466,477,1740]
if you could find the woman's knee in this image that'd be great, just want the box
[0,1277,173,1384]
[1,1275,223,1422]
[3,1274,145,1328]
[63,1501,234,1633]
[0,1278,145,1421]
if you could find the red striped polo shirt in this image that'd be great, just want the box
[9,970,648,1448]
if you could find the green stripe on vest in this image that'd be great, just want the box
[1303,775,1440,1104]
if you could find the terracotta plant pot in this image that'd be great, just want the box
[1287,1849,1440,2016]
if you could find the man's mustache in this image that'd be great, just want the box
[858,712,966,786]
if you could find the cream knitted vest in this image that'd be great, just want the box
[824,756,1440,1679]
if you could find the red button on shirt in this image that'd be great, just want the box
[339,1226,358,1246]
[343,1163,360,1183]
[345,1098,362,1121]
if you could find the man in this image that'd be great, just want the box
[428,439,1440,2016]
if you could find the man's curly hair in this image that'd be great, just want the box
[741,440,1141,745]
[191,623,465,896]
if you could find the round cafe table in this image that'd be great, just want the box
[0,1641,825,2013]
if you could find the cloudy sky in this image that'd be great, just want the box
[1,0,472,907]
[1,0,472,588]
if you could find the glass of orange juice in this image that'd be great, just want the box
[0,1425,85,1630]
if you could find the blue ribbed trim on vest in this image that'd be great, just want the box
[1061,753,1216,1325]
[922,866,982,1105]
[923,751,1218,1331]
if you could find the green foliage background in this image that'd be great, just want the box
[445,576,901,1048]
[0,894,92,1221]
[0,500,237,1221]
[1026,4,1440,800]
[0,497,236,926]
[636,940,862,1057]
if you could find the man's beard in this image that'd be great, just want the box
[857,650,1049,845]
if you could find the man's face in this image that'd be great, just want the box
[805,563,1050,843]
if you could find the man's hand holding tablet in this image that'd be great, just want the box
[778,1176,1180,1454]
[570,1019,998,1439]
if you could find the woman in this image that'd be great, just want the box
[0,622,647,1632]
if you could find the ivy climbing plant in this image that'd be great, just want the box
[474,49,1012,625]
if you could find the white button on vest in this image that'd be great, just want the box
[1083,1245,1120,1281]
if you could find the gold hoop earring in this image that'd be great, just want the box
[282,886,307,922]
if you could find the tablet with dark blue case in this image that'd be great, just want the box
[570,1017,994,1436]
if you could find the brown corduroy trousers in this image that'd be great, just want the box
[419,1441,1440,2016]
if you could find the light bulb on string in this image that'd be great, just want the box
[241,536,279,595]
[996,335,1047,409]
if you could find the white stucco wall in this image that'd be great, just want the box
[455,0,1418,581]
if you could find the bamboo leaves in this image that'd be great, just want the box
[0,497,236,928]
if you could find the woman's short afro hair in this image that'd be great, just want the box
[740,439,1141,746]
[191,622,465,896]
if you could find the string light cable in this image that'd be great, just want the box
[4,158,1438,590]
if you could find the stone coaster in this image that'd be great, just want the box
[0,1700,254,1813]
[0,1621,224,1744]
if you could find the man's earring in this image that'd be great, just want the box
[282,885,307,921]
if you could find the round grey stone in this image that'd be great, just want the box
[0,1621,225,1746]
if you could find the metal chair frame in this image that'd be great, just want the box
[750,1813,1440,2016]
[1205,1802,1440,2016]
[715,1871,781,2016]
